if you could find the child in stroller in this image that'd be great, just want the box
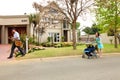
[82,43,98,59]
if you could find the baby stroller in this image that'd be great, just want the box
[82,43,98,59]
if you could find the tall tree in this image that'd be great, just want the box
[83,27,92,34]
[33,0,94,49]
[29,14,37,42]
[83,24,101,35]
[95,0,120,48]
[52,0,94,49]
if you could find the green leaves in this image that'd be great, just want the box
[95,0,120,33]
[83,24,101,34]
[76,22,80,29]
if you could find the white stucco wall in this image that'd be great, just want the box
[100,33,114,44]
[81,33,115,44]
[0,15,29,25]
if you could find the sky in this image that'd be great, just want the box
[0,0,40,15]
[0,0,95,35]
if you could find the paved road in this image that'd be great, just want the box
[0,55,120,80]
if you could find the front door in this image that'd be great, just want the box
[63,30,68,42]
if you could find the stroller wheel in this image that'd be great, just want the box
[88,56,90,59]
[82,55,85,58]
[88,56,92,59]
[95,55,98,58]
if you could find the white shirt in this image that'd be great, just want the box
[13,31,20,40]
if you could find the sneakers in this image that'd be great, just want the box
[21,53,25,57]
[8,53,25,59]
[7,56,13,59]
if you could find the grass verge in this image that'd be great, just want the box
[17,44,120,60]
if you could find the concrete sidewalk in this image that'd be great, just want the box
[0,44,15,62]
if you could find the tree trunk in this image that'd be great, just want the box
[119,39,120,45]
[117,35,120,44]
[87,34,90,42]
[114,0,118,48]
[36,29,38,45]
[72,21,77,50]
[33,27,35,43]
[114,33,118,48]
[38,31,40,45]
[118,38,120,45]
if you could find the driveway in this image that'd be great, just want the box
[0,44,15,62]
[0,55,120,80]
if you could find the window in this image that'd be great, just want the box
[63,20,69,29]
[49,32,60,42]
[54,33,60,42]
[49,8,58,14]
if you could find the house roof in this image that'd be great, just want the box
[0,15,29,19]
[43,1,65,20]
[44,1,59,10]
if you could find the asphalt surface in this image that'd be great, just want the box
[0,55,120,80]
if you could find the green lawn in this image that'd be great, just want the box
[103,44,120,53]
[17,44,120,59]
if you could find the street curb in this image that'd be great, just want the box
[0,53,120,64]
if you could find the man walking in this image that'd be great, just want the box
[8,28,25,59]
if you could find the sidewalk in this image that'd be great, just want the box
[0,44,15,62]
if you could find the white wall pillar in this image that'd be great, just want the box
[0,27,1,44]
[67,30,71,42]
[26,37,29,53]
[26,24,30,36]
[5,27,8,44]
[1,25,5,44]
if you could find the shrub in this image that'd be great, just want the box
[60,42,73,47]
[28,46,45,53]
[47,37,51,42]
[41,42,53,47]
[61,36,65,42]
[41,42,46,47]
[46,42,53,47]
[54,43,62,48]
[41,42,73,47]
[76,42,85,46]
[20,34,26,42]
[28,37,34,44]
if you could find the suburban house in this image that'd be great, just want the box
[0,2,78,44]
[0,15,29,44]
[32,1,78,43]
